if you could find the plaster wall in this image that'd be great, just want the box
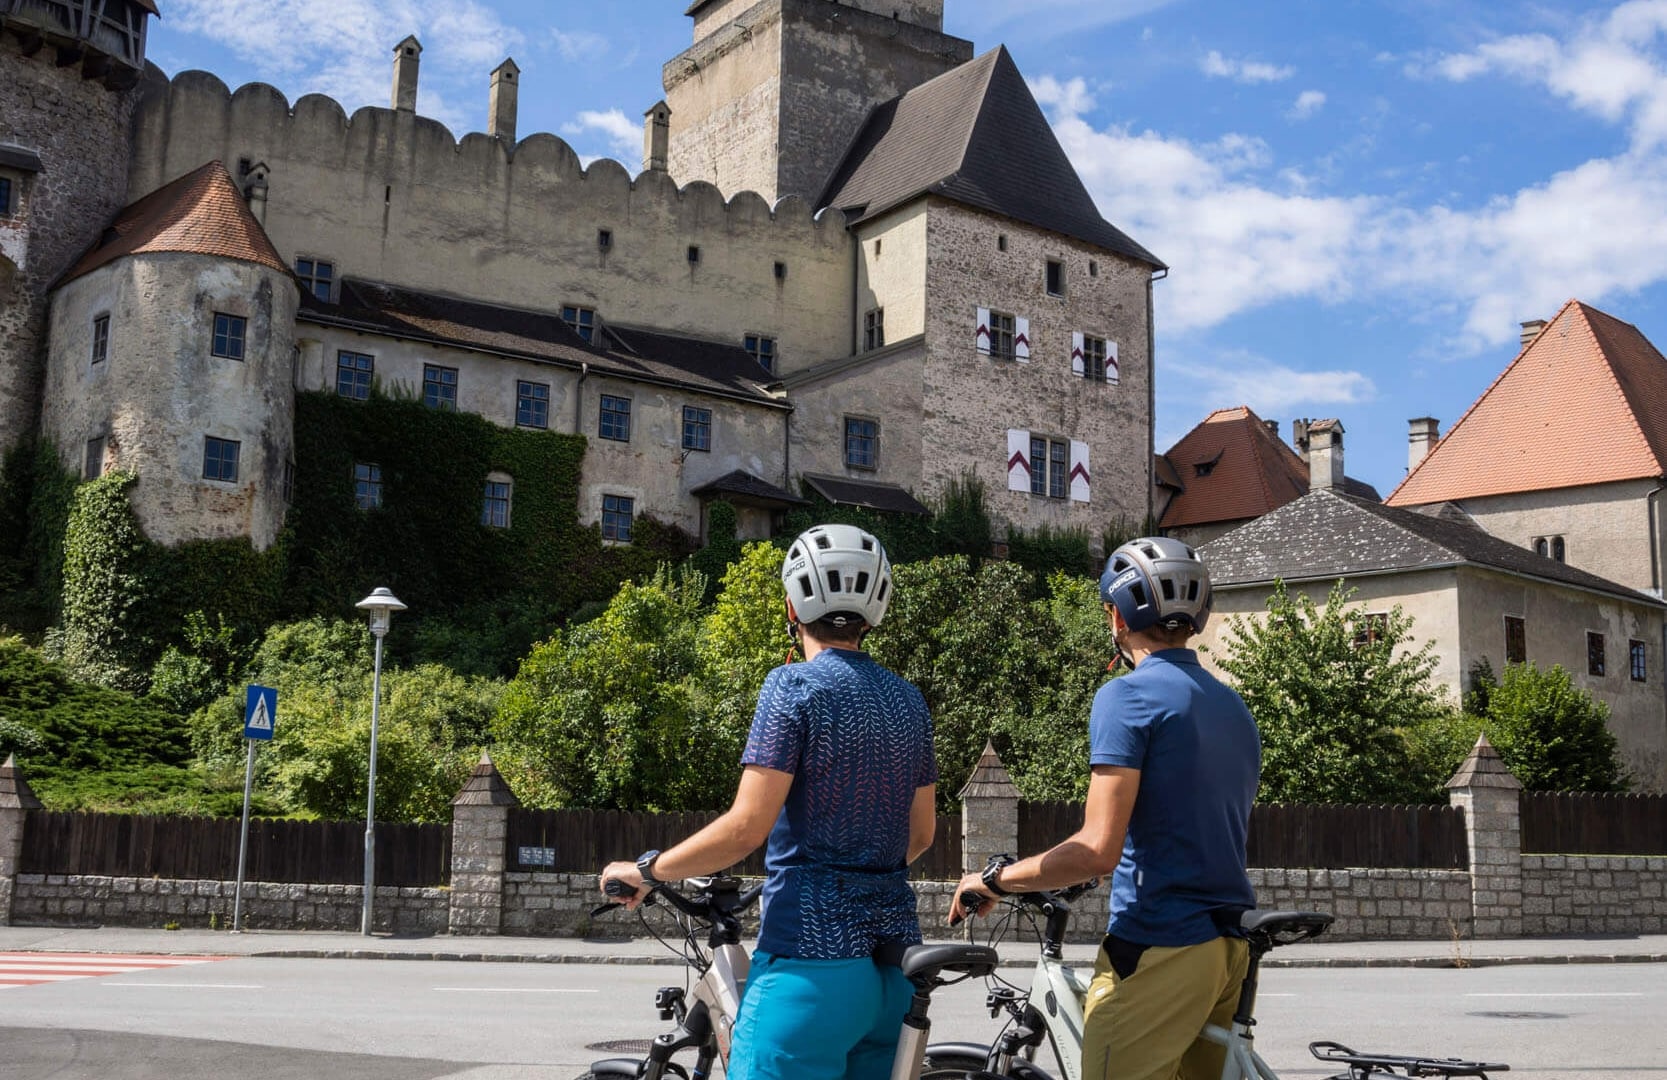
[922,199,1153,543]
[786,338,926,492]
[854,201,928,346]
[1450,479,1665,597]
[666,4,786,200]
[42,253,298,550]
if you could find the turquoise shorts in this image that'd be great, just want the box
[726,950,914,1080]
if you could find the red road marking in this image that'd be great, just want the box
[0,952,226,989]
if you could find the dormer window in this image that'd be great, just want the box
[562,305,597,344]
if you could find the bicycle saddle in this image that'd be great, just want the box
[901,944,1000,982]
[1240,910,1334,943]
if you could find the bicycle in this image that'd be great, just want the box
[582,873,1003,1080]
[938,880,1512,1080]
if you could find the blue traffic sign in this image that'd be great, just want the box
[244,685,278,741]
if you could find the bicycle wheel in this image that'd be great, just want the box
[920,1050,995,1077]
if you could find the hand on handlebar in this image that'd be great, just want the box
[598,861,651,910]
[948,871,997,927]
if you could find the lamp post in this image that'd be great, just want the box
[356,586,406,935]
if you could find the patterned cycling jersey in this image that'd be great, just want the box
[741,648,936,959]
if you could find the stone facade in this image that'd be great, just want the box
[1520,855,1667,934]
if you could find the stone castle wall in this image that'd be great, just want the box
[1521,855,1667,935]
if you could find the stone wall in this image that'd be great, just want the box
[1521,855,1667,935]
[1249,868,1473,942]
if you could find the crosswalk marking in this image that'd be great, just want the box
[0,952,226,989]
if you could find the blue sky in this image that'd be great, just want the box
[146,0,1667,496]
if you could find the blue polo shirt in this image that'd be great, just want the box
[740,648,936,959]
[1089,649,1259,947]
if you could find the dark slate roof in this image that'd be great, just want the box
[300,279,784,407]
[958,740,1018,799]
[818,47,1163,269]
[453,752,518,807]
[691,469,809,506]
[1200,489,1663,606]
[1446,734,1522,791]
[0,145,42,172]
[802,473,931,516]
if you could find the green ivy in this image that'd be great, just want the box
[0,441,79,632]
[56,471,153,690]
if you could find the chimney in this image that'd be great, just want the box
[1306,419,1344,493]
[241,161,269,225]
[1291,418,1310,454]
[1262,419,1279,440]
[1519,318,1548,351]
[643,101,671,172]
[1408,416,1440,472]
[391,35,423,112]
[488,58,520,142]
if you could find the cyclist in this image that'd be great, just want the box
[599,524,938,1080]
[949,537,1259,1080]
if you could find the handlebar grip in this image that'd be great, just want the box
[738,882,765,911]
[950,889,988,928]
[603,878,639,898]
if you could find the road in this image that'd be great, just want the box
[0,955,1661,1078]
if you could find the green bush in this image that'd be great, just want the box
[1468,662,1628,792]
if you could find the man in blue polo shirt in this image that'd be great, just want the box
[601,524,937,1080]
[950,537,1260,1080]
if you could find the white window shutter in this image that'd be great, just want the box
[1106,340,1120,386]
[1007,429,1030,492]
[1069,440,1090,503]
[1071,331,1085,377]
[1014,316,1031,362]
[976,307,991,355]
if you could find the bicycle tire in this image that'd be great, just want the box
[570,1066,689,1080]
[921,1051,999,1077]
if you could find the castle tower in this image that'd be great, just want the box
[0,0,158,457]
[663,0,973,203]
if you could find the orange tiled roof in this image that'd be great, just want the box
[59,161,288,287]
[1159,406,1309,528]
[1387,300,1667,505]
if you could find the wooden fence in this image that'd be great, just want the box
[506,808,965,881]
[1019,801,1469,869]
[1521,793,1667,855]
[19,811,451,887]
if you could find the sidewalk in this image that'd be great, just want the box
[2,923,1665,969]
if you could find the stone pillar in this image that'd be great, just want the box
[0,754,43,927]
[959,741,1019,874]
[448,751,517,935]
[391,35,422,113]
[643,101,671,173]
[1447,734,1523,938]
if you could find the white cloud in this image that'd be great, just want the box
[955,0,1181,36]
[1288,89,1327,119]
[1165,352,1378,417]
[549,28,608,63]
[562,108,641,162]
[1200,49,1294,84]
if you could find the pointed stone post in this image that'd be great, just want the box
[0,754,42,927]
[449,752,517,935]
[960,741,1019,874]
[1446,734,1523,938]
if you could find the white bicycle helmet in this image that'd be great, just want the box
[1099,536,1213,634]
[781,524,893,628]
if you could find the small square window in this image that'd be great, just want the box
[212,313,246,360]
[91,314,109,365]
[688,245,701,264]
[864,308,885,352]
[598,229,613,250]
[84,436,105,480]
[295,258,334,302]
[562,305,597,344]
[1631,639,1648,682]
[845,416,878,470]
[337,350,373,399]
[1046,259,1065,297]
[1504,615,1526,665]
[602,493,634,542]
[1353,613,1389,648]
[599,394,631,442]
[354,462,383,510]
[774,260,787,280]
[516,380,550,429]
[1089,260,1099,278]
[423,364,458,410]
[0,177,12,216]
[682,406,712,452]
[874,238,883,257]
[745,334,777,374]
[481,479,512,528]
[1588,631,1607,677]
[988,311,1015,360]
[997,234,1007,252]
[203,436,240,483]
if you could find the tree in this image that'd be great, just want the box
[1214,580,1458,803]
[1468,662,1628,792]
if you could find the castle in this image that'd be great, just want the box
[0,0,1161,551]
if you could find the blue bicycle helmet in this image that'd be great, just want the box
[1099,536,1213,634]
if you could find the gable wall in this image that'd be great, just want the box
[1450,479,1665,597]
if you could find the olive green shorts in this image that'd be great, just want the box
[1081,933,1250,1080]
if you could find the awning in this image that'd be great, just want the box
[690,470,808,508]
[801,473,930,516]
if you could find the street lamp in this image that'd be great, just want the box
[356,586,406,935]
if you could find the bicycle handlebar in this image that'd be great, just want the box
[594,875,765,922]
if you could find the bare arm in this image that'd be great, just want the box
[907,784,936,864]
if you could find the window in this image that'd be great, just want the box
[745,334,777,374]
[688,245,701,264]
[1353,612,1389,648]
[874,238,882,257]
[1082,335,1107,381]
[1553,537,1566,563]
[988,311,1015,360]
[1504,615,1526,664]
[481,478,512,528]
[336,350,373,399]
[845,417,878,470]
[1049,439,1067,499]
[1533,535,1566,562]
[1046,259,1065,297]
[1029,435,1069,499]
[997,234,1008,252]
[423,364,458,410]
[281,459,295,504]
[774,260,787,281]
[516,380,549,429]
[203,436,240,482]
[1631,639,1648,682]
[354,463,383,510]
[1534,538,1548,557]
[83,436,105,480]
[682,406,712,452]
[212,313,246,360]
[91,314,109,365]
[599,394,631,441]
[295,258,334,301]
[0,176,11,216]
[864,308,885,351]
[602,494,635,542]
[1588,631,1607,677]
[598,229,612,251]
[562,305,597,344]
[1089,260,1099,278]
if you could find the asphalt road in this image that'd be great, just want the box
[1,956,1661,1079]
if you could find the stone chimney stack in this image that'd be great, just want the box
[643,101,671,173]
[1291,418,1311,455]
[1262,419,1279,440]
[488,58,520,142]
[392,35,423,112]
[1519,318,1548,352]
[1408,416,1440,472]
[1307,419,1344,493]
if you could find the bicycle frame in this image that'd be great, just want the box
[1201,1019,1280,1080]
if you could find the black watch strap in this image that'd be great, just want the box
[635,849,663,886]
[981,857,1014,897]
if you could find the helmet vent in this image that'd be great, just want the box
[1187,580,1200,601]
[1130,582,1149,607]
[826,569,842,593]
[797,575,814,599]
[860,537,874,551]
[1160,578,1175,601]
[855,571,870,593]
[814,534,832,550]
[876,579,889,604]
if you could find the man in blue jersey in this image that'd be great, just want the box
[601,524,937,1080]
[950,537,1260,1080]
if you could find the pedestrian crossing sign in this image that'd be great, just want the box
[244,684,278,741]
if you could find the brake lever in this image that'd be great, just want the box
[591,901,623,918]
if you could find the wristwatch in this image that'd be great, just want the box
[635,849,663,886]
[981,854,1016,897]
